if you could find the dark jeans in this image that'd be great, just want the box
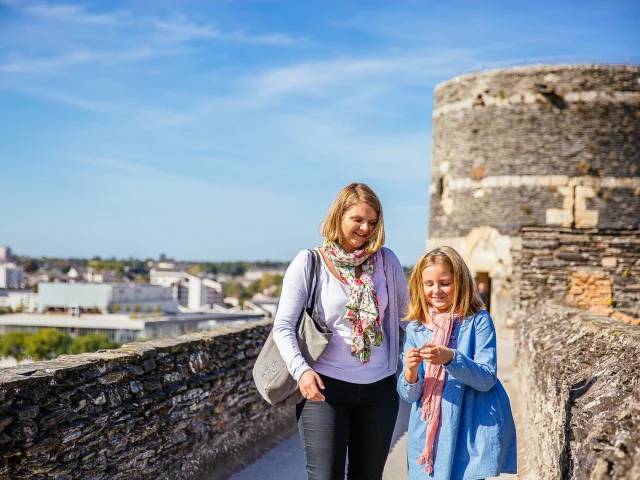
[296,373,399,480]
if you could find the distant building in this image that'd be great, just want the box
[150,268,184,288]
[0,263,25,289]
[0,246,11,262]
[67,267,81,281]
[150,268,224,311]
[0,311,266,343]
[243,268,286,282]
[0,290,38,313]
[184,275,223,310]
[244,295,279,318]
[83,267,116,283]
[38,283,177,314]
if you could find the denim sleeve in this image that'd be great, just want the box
[444,312,497,392]
[397,326,424,404]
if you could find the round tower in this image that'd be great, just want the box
[428,64,640,325]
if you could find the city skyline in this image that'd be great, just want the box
[1,0,639,263]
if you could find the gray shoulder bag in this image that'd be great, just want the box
[252,249,332,406]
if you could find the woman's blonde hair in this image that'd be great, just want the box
[321,183,385,253]
[406,246,484,323]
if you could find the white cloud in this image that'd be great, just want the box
[247,50,474,101]
[154,17,306,46]
[1,84,112,111]
[24,2,122,25]
[0,51,97,73]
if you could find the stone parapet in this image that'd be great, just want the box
[0,320,294,480]
[517,227,640,323]
[515,303,640,479]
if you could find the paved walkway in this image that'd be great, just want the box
[232,323,523,479]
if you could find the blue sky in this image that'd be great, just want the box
[1,1,639,263]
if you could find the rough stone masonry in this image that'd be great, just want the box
[514,227,640,479]
[428,64,640,479]
[0,320,294,480]
[428,64,640,328]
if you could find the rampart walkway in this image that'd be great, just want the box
[232,321,523,479]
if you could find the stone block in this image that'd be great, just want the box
[546,209,572,226]
[601,256,618,268]
[8,405,39,422]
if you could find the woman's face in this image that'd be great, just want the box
[422,264,454,313]
[340,202,378,253]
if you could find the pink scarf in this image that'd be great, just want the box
[418,307,460,474]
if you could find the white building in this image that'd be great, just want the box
[0,246,11,262]
[150,268,184,288]
[184,275,223,311]
[38,283,178,314]
[0,311,266,343]
[83,268,116,283]
[150,268,224,312]
[0,290,39,313]
[0,263,25,289]
[244,268,286,282]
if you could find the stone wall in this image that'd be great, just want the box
[0,320,294,480]
[516,303,640,480]
[515,226,640,479]
[518,226,640,323]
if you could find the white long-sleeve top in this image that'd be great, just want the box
[272,247,409,385]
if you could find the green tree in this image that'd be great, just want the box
[133,304,141,313]
[0,332,27,360]
[125,304,131,312]
[144,305,151,313]
[23,260,40,274]
[186,264,201,275]
[24,329,72,360]
[69,334,119,354]
[111,303,121,313]
[155,304,162,313]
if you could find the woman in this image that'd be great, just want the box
[273,183,409,480]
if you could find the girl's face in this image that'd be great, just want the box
[340,202,378,253]
[422,264,454,313]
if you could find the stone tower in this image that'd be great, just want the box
[428,64,640,326]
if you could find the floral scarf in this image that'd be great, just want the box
[418,306,461,474]
[323,240,384,363]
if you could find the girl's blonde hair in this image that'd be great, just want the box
[406,246,484,322]
[321,183,385,253]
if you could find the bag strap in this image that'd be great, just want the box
[299,249,331,333]
[305,249,318,313]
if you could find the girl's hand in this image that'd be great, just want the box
[420,343,454,365]
[298,369,325,402]
[404,347,423,383]
[406,347,423,372]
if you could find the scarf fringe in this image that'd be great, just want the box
[417,453,434,474]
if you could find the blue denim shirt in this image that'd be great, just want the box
[397,311,517,480]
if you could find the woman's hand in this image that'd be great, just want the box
[420,343,454,365]
[298,369,325,402]
[404,347,422,383]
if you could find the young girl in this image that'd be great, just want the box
[398,246,517,480]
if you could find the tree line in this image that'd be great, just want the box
[224,273,284,304]
[0,329,120,361]
[18,255,288,279]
